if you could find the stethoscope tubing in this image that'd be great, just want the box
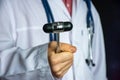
[41,0,95,79]
[42,0,58,41]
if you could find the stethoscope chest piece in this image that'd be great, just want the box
[86,59,95,67]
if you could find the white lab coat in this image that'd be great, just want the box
[0,0,107,80]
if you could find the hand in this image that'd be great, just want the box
[48,41,76,78]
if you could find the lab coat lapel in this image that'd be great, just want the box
[72,0,77,19]
[52,0,71,19]
[72,0,82,19]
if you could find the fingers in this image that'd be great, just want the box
[48,51,73,78]
[50,52,73,78]
[57,61,73,78]
[48,41,76,78]
[52,60,73,78]
[49,52,73,65]
[48,41,76,54]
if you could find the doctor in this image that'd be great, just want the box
[0,0,107,80]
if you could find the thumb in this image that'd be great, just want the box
[48,41,76,53]
[60,42,76,53]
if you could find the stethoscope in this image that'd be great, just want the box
[41,0,95,69]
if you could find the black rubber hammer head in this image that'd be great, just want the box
[43,22,73,53]
[43,22,73,33]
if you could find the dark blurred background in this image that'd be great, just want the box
[92,0,120,80]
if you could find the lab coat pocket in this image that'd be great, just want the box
[16,27,49,49]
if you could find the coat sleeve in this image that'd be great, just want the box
[0,44,54,80]
[91,3,107,80]
[0,1,53,80]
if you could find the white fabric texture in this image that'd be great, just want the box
[0,0,107,80]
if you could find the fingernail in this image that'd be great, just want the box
[71,46,76,53]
